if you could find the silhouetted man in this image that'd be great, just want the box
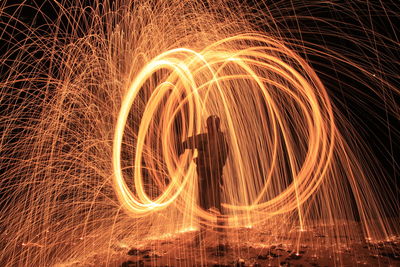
[178,115,229,247]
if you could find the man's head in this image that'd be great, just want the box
[206,115,220,134]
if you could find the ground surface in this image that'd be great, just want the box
[75,221,400,267]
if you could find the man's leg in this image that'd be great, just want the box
[216,170,229,250]
[206,169,227,250]
[194,219,206,246]
[194,167,210,246]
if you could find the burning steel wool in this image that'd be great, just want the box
[0,0,399,266]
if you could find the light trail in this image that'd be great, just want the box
[112,34,336,229]
[0,0,398,266]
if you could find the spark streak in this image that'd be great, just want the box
[112,34,336,228]
[0,0,398,266]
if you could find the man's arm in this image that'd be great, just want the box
[220,134,229,163]
[182,135,198,149]
[177,134,201,156]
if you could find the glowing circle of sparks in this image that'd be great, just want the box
[112,34,336,225]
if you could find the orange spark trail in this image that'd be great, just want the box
[112,34,337,229]
[0,0,398,266]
